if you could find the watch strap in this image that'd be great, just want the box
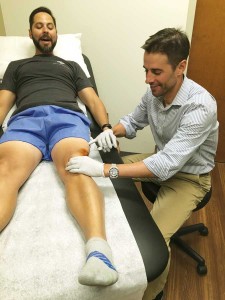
[101,123,112,130]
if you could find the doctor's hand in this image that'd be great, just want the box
[65,156,105,177]
[89,129,117,152]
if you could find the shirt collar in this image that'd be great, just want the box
[153,76,191,109]
[170,76,190,107]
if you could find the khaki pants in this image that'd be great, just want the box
[122,153,211,300]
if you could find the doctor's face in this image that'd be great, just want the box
[29,12,57,55]
[143,52,185,103]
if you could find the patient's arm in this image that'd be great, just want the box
[0,90,16,126]
[78,87,109,129]
[78,87,117,151]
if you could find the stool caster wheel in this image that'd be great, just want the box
[197,264,207,275]
[199,226,209,236]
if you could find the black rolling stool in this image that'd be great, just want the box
[141,181,212,275]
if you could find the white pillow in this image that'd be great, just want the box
[54,34,89,77]
[0,33,90,78]
[0,34,90,131]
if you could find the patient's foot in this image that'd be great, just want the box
[78,237,118,286]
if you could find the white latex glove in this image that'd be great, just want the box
[89,129,117,152]
[65,156,105,177]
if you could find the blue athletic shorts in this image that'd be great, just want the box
[0,105,91,161]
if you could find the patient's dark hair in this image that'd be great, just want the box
[141,28,190,69]
[29,7,56,29]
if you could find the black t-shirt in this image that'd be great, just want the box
[1,54,93,116]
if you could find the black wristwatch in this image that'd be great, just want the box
[101,123,112,130]
[109,164,119,179]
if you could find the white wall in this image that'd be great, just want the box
[0,0,195,153]
[0,3,5,35]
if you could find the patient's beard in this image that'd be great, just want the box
[32,36,57,54]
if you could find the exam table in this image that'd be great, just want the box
[0,52,168,300]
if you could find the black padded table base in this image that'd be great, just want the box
[100,149,169,282]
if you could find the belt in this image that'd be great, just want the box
[199,172,210,177]
[180,172,210,176]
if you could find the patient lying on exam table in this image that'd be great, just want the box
[0,6,118,287]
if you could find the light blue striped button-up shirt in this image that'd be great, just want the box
[120,77,219,181]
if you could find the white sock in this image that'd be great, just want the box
[78,237,118,286]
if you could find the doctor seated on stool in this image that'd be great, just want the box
[66,28,218,300]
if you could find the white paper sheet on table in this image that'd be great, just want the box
[0,144,147,300]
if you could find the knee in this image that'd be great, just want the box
[71,146,89,157]
[0,210,11,232]
[0,198,16,232]
[0,154,22,178]
[0,213,14,233]
[65,146,89,168]
[0,158,11,178]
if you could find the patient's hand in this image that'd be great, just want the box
[65,156,105,177]
[89,129,117,152]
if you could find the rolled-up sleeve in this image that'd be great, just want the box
[119,89,150,139]
[143,96,218,181]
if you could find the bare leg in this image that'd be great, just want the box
[51,137,118,286]
[51,137,106,240]
[0,141,42,232]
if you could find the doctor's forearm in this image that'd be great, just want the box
[103,161,156,178]
[112,123,126,137]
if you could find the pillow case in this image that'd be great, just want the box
[0,33,90,78]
